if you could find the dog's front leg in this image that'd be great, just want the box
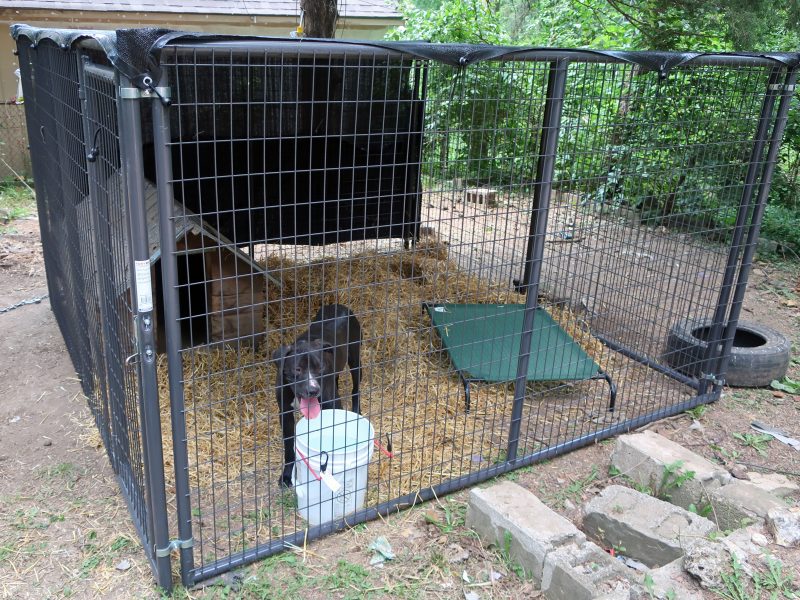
[277,386,295,487]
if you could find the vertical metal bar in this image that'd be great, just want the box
[698,67,782,395]
[712,68,798,391]
[117,75,173,590]
[508,59,568,463]
[152,76,196,587]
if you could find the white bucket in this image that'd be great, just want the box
[293,409,374,526]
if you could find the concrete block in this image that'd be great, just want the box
[745,472,799,498]
[583,485,717,568]
[465,187,498,207]
[767,507,800,547]
[466,480,584,581]
[611,431,731,510]
[709,481,786,531]
[541,541,633,600]
[630,559,703,600]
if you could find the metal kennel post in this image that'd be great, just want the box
[12,25,799,589]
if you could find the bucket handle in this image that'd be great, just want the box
[374,434,393,458]
[296,447,329,482]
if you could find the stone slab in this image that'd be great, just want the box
[583,485,717,568]
[611,431,731,510]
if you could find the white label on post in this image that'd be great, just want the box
[134,260,153,313]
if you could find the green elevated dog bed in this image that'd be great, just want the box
[425,303,615,412]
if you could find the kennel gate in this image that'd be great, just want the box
[12,25,799,589]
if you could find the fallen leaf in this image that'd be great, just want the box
[464,592,480,600]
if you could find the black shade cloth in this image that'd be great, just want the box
[12,24,800,90]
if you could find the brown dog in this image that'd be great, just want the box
[272,304,362,487]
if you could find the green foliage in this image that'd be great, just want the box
[771,376,800,394]
[655,460,695,501]
[732,432,773,457]
[713,552,800,599]
[389,0,800,251]
[387,0,510,44]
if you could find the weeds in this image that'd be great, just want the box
[547,466,599,508]
[685,404,710,420]
[770,376,800,394]
[713,553,799,600]
[498,530,527,579]
[0,179,35,230]
[424,499,466,534]
[732,432,773,457]
[655,460,695,501]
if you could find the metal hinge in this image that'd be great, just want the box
[119,85,172,101]
[700,372,725,386]
[155,537,194,558]
[768,83,796,92]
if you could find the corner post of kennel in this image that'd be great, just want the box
[151,68,197,587]
[699,65,784,396]
[508,58,569,463]
[117,72,174,590]
[710,66,799,394]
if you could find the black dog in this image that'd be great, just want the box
[272,304,362,487]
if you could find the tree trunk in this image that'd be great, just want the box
[301,0,339,37]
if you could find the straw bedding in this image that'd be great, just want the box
[154,239,607,529]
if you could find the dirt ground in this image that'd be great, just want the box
[0,213,798,599]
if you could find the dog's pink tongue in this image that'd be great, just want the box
[299,397,321,419]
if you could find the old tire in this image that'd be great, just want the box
[665,318,790,387]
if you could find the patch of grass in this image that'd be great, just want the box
[732,432,773,457]
[710,444,741,462]
[685,404,710,420]
[238,553,309,598]
[275,488,298,511]
[424,498,467,534]
[326,561,381,600]
[713,553,799,600]
[12,507,56,530]
[497,530,527,579]
[688,503,714,518]
[0,180,36,229]
[547,465,599,509]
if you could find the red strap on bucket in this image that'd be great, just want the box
[374,438,393,458]
[295,446,322,482]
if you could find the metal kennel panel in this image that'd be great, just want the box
[12,26,799,589]
[18,36,171,584]
[146,42,799,584]
[80,62,173,585]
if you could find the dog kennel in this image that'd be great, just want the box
[12,24,798,589]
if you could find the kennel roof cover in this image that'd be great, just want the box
[12,24,800,90]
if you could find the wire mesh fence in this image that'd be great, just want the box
[0,102,31,179]
[13,27,799,589]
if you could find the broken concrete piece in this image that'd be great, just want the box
[630,559,703,600]
[466,480,584,581]
[541,541,634,600]
[683,539,732,590]
[611,431,731,510]
[767,507,800,547]
[582,485,717,568]
[744,471,799,498]
[709,480,787,530]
